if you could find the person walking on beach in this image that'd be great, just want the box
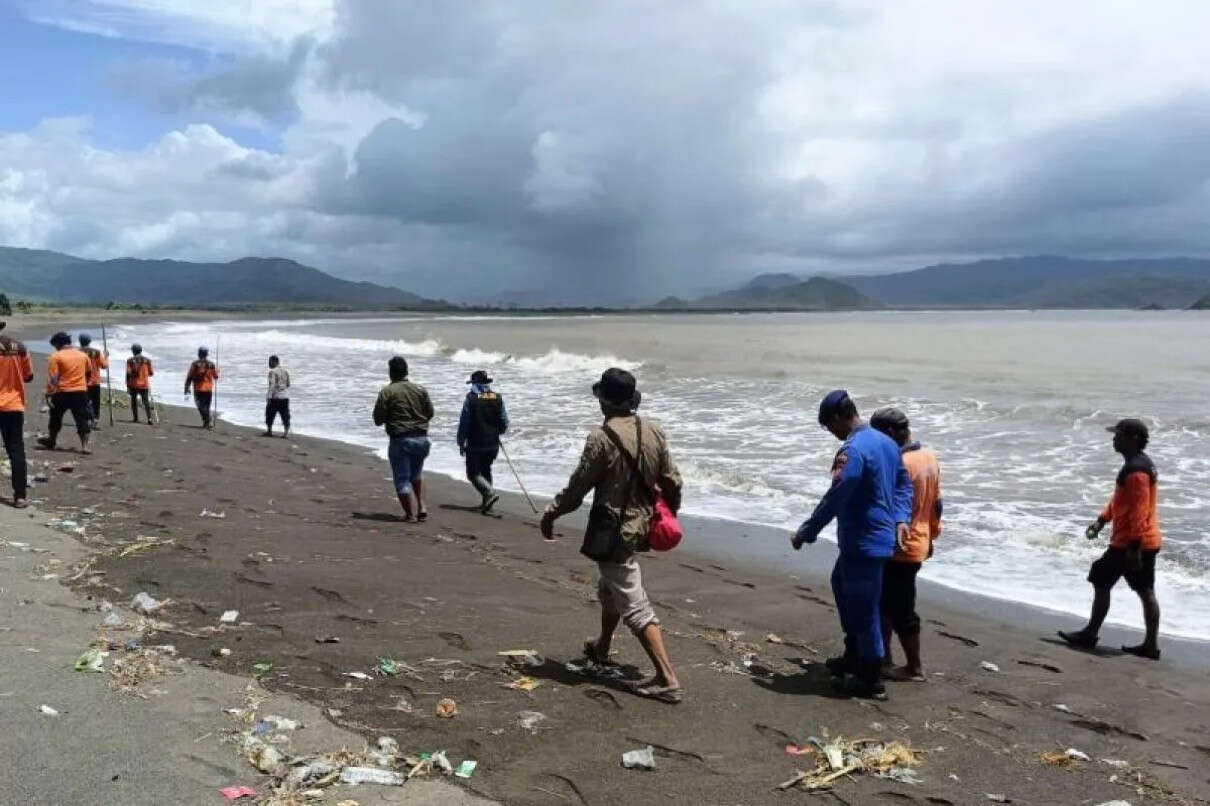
[457,369,509,513]
[540,368,685,704]
[125,344,154,424]
[870,407,941,682]
[263,355,291,438]
[792,390,912,699]
[38,332,93,454]
[1059,419,1163,660]
[78,332,108,429]
[0,322,34,507]
[373,356,434,522]
[184,347,219,429]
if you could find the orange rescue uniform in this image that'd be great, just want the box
[1100,454,1162,550]
[47,348,91,394]
[82,347,109,388]
[186,360,219,393]
[893,445,942,563]
[126,356,154,390]
[0,336,34,412]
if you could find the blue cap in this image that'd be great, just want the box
[78,332,92,345]
[817,389,852,425]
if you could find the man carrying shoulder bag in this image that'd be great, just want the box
[540,368,685,704]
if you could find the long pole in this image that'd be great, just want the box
[212,335,220,430]
[500,442,539,513]
[100,324,114,426]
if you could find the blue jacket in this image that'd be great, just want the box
[797,424,913,558]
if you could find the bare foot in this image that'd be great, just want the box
[883,665,927,682]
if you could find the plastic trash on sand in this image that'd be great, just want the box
[622,746,656,770]
[455,760,478,779]
[344,671,373,681]
[340,766,405,786]
[377,657,399,676]
[74,647,106,673]
[517,710,546,732]
[261,714,298,731]
[284,760,339,788]
[131,591,165,615]
[980,661,1001,673]
[39,704,59,716]
[220,786,258,800]
[430,750,454,775]
[498,649,544,668]
[243,738,283,774]
[507,676,542,691]
[252,662,273,675]
[102,611,122,627]
[436,698,458,718]
[199,508,226,519]
[220,610,239,624]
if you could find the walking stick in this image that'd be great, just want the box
[500,442,539,513]
[212,335,220,430]
[100,324,114,426]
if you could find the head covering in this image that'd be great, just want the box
[467,370,493,385]
[78,332,92,346]
[593,367,638,407]
[131,343,143,354]
[817,389,852,425]
[197,346,209,358]
[1107,418,1149,442]
[870,407,910,432]
[50,331,72,348]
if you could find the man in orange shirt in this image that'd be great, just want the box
[871,407,941,682]
[184,346,219,429]
[37,331,93,454]
[0,321,34,507]
[126,343,155,424]
[78,333,109,429]
[1060,419,1163,660]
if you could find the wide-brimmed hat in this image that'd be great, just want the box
[593,367,637,406]
[467,370,493,385]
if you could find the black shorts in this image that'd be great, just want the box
[1088,546,1158,592]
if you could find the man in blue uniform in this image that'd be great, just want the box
[792,389,913,699]
[457,370,509,513]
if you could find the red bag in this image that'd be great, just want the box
[648,487,683,551]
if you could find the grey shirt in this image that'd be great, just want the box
[267,366,290,399]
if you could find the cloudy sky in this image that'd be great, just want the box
[2,1,1210,303]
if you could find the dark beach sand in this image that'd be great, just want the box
[14,346,1210,805]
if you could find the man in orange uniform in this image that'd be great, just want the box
[184,346,219,428]
[37,331,93,454]
[78,333,109,429]
[0,321,34,507]
[1059,419,1163,660]
[126,343,154,424]
[870,408,941,682]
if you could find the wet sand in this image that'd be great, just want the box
[14,347,1210,805]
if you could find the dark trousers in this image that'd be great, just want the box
[831,554,886,664]
[49,391,91,439]
[465,448,498,498]
[265,398,290,429]
[195,391,212,425]
[881,561,922,638]
[87,385,102,422]
[0,411,27,499]
[128,388,153,421]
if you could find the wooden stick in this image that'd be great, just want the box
[101,324,114,426]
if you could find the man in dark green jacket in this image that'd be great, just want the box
[373,356,435,522]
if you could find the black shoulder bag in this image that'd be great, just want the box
[579,418,645,561]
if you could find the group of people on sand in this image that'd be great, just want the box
[371,357,1167,704]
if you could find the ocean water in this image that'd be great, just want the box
[100,311,1210,640]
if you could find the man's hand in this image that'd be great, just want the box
[1085,517,1106,540]
[539,513,556,541]
[790,533,804,551]
[896,523,910,553]
[459,445,466,457]
[791,521,813,551]
[927,539,935,560]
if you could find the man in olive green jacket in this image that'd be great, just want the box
[541,368,684,703]
[373,356,435,522]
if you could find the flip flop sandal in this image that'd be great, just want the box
[416,512,428,522]
[627,682,684,704]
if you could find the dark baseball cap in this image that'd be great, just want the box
[1107,418,1149,441]
[49,331,71,347]
[467,370,493,385]
[817,389,852,425]
[870,406,910,431]
[593,367,637,405]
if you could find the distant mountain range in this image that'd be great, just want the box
[0,247,439,308]
[668,256,1210,310]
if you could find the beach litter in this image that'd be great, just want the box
[340,767,405,786]
[622,746,656,770]
[39,704,59,717]
[1041,748,1091,766]
[498,649,543,668]
[785,744,815,756]
[102,611,123,627]
[426,750,455,775]
[436,698,458,718]
[199,509,226,519]
[517,710,547,732]
[778,736,922,792]
[244,737,284,774]
[252,662,273,676]
[344,671,373,681]
[219,610,240,624]
[219,785,258,800]
[455,760,478,779]
[986,796,1011,803]
[212,647,232,658]
[131,591,167,615]
[506,676,542,692]
[377,657,399,676]
[980,661,1001,673]
[74,647,106,673]
[315,635,340,643]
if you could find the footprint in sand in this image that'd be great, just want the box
[438,631,470,650]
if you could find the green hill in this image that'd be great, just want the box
[688,276,874,310]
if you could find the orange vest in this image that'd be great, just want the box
[82,346,108,387]
[126,356,153,390]
[894,445,942,563]
[47,348,90,393]
[187,360,219,393]
[1100,453,1162,550]
[0,336,33,412]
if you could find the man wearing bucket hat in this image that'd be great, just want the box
[540,368,685,703]
[793,389,913,699]
[457,369,509,513]
[1059,418,1163,660]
